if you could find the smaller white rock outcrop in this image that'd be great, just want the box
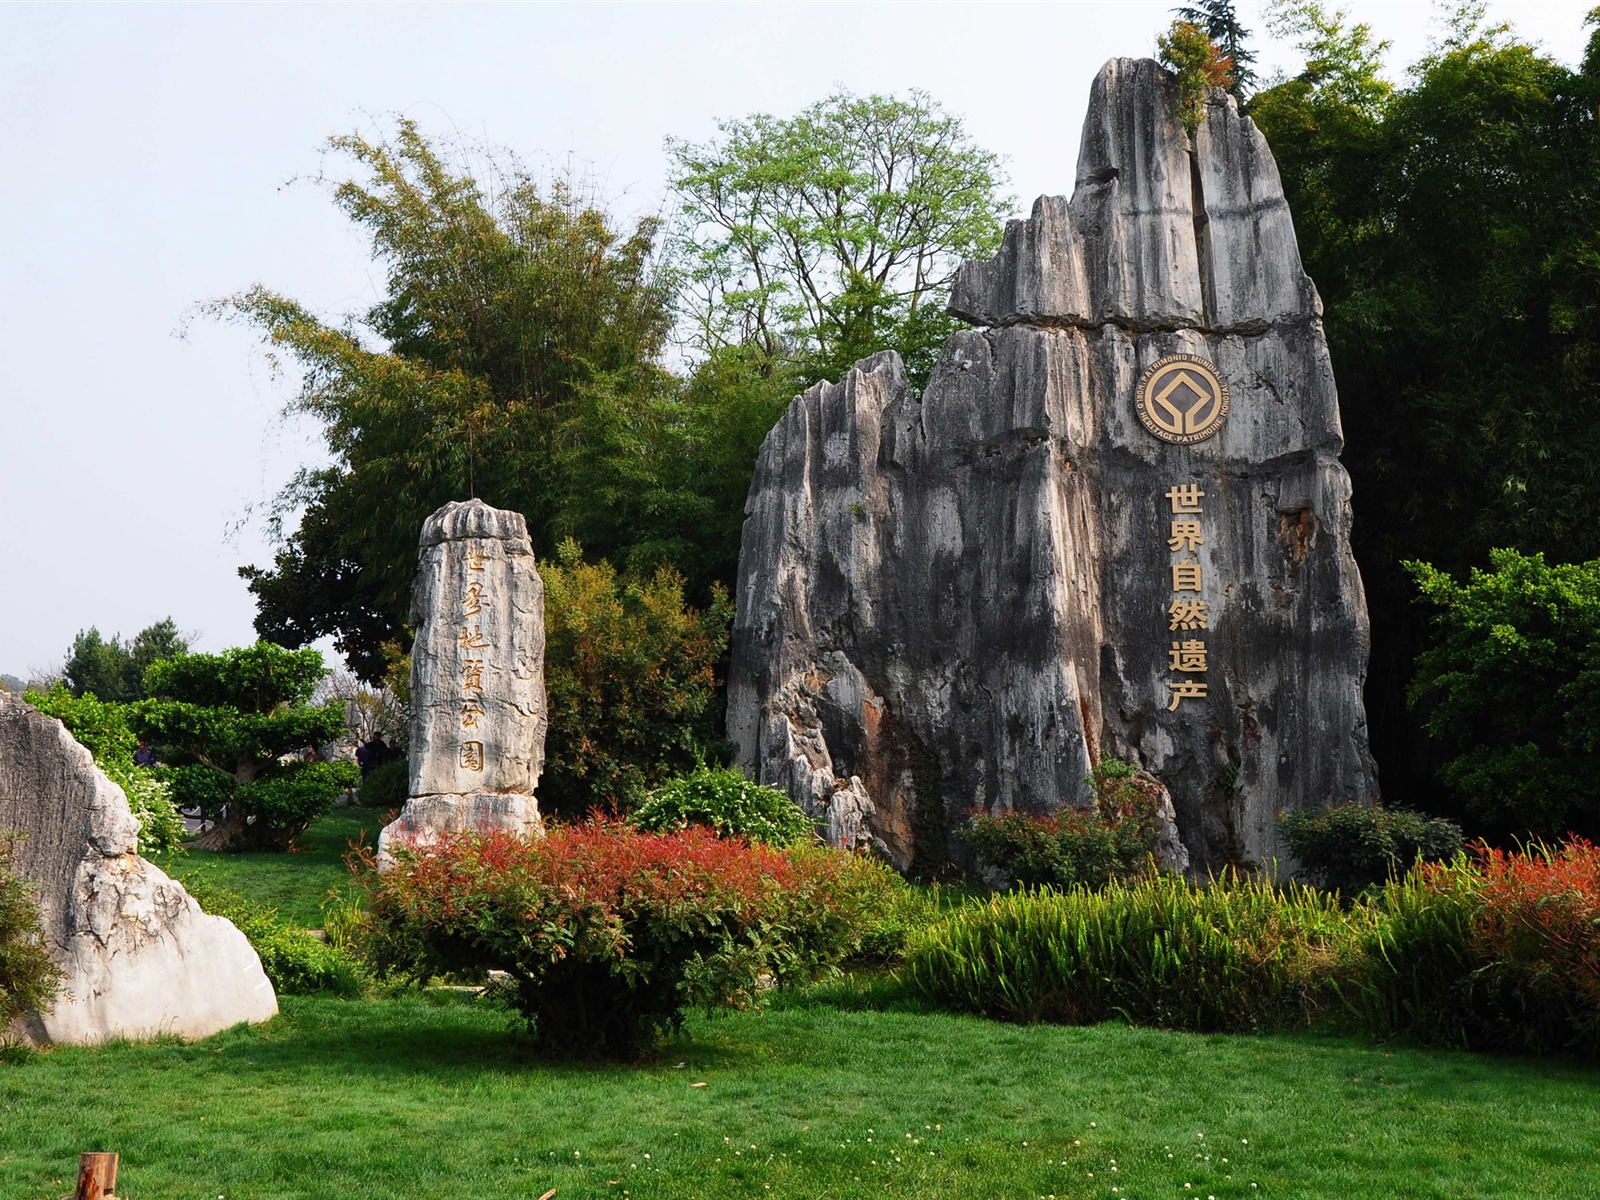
[0,694,277,1045]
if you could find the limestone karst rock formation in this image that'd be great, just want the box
[0,694,277,1045]
[378,499,547,859]
[727,58,1378,874]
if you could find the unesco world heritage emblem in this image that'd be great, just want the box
[1135,354,1230,444]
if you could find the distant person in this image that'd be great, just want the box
[133,740,157,767]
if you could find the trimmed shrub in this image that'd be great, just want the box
[164,762,234,822]
[962,760,1163,889]
[357,757,409,809]
[359,823,883,1057]
[902,872,1357,1032]
[235,760,360,850]
[1281,802,1463,900]
[0,835,63,1028]
[630,766,816,847]
[184,875,367,998]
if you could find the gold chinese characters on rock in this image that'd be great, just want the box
[1138,352,1229,714]
[1164,484,1210,710]
[457,544,491,773]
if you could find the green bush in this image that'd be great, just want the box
[164,762,234,821]
[235,760,360,851]
[360,823,884,1057]
[961,760,1162,890]
[0,834,64,1029]
[357,758,410,810]
[630,766,816,846]
[1281,802,1463,900]
[540,542,733,816]
[902,872,1357,1032]
[24,684,185,854]
[1347,855,1485,1050]
[844,871,945,965]
[1407,550,1600,838]
[184,875,367,998]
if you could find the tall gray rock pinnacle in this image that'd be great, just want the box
[0,695,278,1045]
[728,58,1378,875]
[378,499,547,859]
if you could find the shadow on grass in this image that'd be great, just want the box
[182,993,761,1083]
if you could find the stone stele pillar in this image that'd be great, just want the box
[377,499,546,860]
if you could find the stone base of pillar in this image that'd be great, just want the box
[376,792,543,866]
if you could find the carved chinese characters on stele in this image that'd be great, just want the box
[377,498,547,862]
[1136,354,1229,713]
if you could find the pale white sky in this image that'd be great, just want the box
[1,0,1590,677]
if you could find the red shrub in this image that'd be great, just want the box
[1364,838,1600,1056]
[357,822,888,1057]
[1473,838,1600,1010]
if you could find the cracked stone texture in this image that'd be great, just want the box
[727,58,1378,874]
[378,499,546,859]
[0,694,278,1045]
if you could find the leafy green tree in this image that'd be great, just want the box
[134,643,348,850]
[539,540,733,817]
[221,122,678,678]
[666,89,1010,392]
[62,618,189,703]
[1407,550,1600,840]
[1174,0,1258,94]
[1249,5,1600,811]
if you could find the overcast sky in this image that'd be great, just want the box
[1,0,1591,678]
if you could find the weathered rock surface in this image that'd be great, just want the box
[378,499,546,859]
[728,58,1377,874]
[0,694,277,1045]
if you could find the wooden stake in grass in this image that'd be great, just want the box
[74,1153,117,1200]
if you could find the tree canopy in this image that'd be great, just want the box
[62,618,189,703]
[225,123,684,677]
[1249,2,1600,824]
[1407,550,1600,841]
[666,89,1010,390]
[231,103,1011,681]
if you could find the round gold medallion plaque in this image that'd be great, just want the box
[1134,354,1230,444]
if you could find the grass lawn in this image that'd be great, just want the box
[4,992,1599,1200]
[10,810,1597,1199]
[148,807,388,929]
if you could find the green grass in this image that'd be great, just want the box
[4,993,1598,1199]
[148,807,384,929]
[21,811,1595,1199]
